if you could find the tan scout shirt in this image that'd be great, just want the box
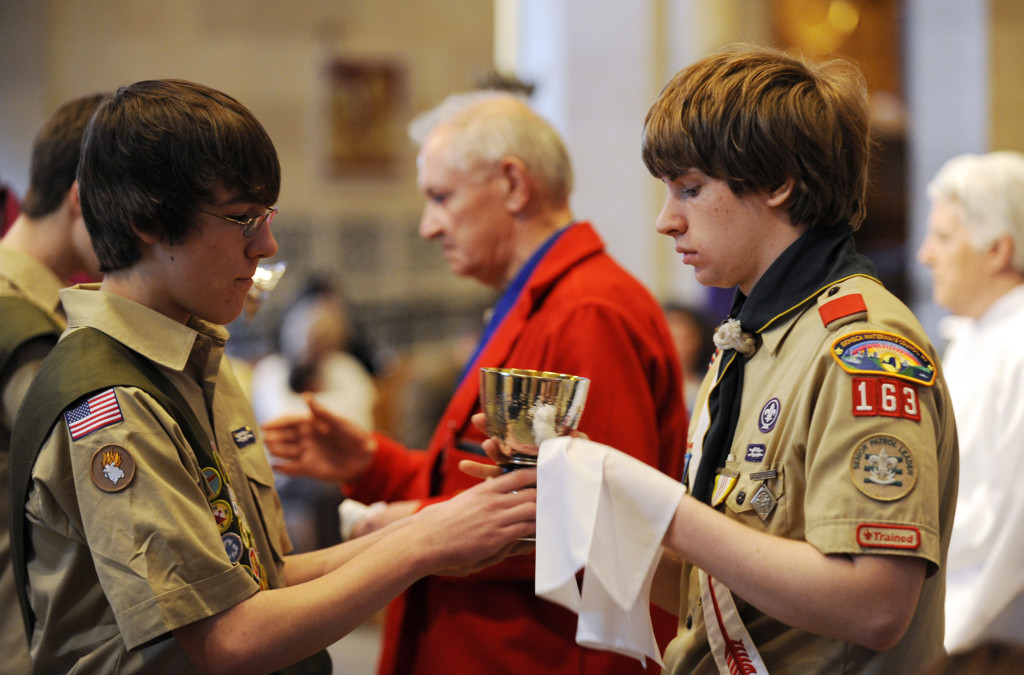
[25,287,292,673]
[665,276,958,674]
[0,245,65,675]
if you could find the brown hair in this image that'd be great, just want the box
[642,44,870,230]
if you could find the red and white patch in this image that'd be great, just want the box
[851,377,921,421]
[856,523,921,550]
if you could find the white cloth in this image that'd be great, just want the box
[535,436,685,666]
[338,499,386,541]
[942,285,1024,652]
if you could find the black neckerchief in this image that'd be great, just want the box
[691,223,877,504]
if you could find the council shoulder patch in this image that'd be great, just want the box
[831,330,936,386]
[849,434,917,501]
[90,444,136,492]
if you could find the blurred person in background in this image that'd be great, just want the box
[918,151,1024,653]
[662,301,717,414]
[264,90,688,675]
[251,277,378,551]
[0,92,107,673]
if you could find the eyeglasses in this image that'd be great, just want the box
[199,206,278,238]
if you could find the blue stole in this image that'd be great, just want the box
[456,224,573,388]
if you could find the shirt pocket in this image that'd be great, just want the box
[723,462,786,529]
[235,441,288,563]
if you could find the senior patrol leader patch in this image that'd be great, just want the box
[90,444,136,492]
[849,434,917,501]
[831,331,936,386]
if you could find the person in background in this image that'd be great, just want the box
[0,92,107,673]
[662,302,717,414]
[9,78,536,674]
[917,151,1024,653]
[1,175,20,234]
[251,277,378,551]
[251,277,377,430]
[264,90,688,675]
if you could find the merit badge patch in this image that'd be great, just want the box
[849,434,917,501]
[201,467,223,500]
[211,500,234,533]
[66,388,124,440]
[831,331,936,386]
[90,444,136,492]
[231,426,256,448]
[856,523,921,550]
[222,532,244,563]
[758,398,781,433]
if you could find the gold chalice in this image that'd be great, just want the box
[479,368,590,469]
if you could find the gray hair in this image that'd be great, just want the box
[928,151,1024,271]
[408,90,573,205]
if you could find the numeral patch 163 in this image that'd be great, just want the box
[852,377,920,421]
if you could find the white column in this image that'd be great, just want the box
[904,0,989,341]
[512,0,671,298]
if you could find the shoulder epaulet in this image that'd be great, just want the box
[817,284,867,331]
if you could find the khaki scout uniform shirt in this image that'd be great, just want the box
[0,245,65,675]
[24,287,292,673]
[664,276,959,674]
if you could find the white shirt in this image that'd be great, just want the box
[942,284,1024,652]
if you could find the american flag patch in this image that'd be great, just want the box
[65,388,124,440]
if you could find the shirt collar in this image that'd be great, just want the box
[60,285,229,372]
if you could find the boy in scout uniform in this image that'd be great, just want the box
[641,45,958,673]
[0,92,106,675]
[8,79,536,674]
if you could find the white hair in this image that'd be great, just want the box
[928,151,1024,271]
[408,90,573,205]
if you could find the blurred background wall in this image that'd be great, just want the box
[2,0,1021,416]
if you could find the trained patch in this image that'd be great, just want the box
[852,377,921,421]
[90,445,136,492]
[831,331,936,386]
[856,523,921,550]
[66,388,124,440]
[849,434,917,501]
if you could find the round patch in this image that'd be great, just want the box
[758,398,781,433]
[222,532,244,563]
[201,467,222,500]
[849,434,917,501]
[211,500,234,533]
[90,445,136,492]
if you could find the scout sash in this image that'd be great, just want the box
[700,570,770,675]
[0,295,61,377]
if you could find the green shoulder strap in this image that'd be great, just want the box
[9,327,213,639]
[0,295,61,379]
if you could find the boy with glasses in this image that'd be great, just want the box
[9,79,535,674]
